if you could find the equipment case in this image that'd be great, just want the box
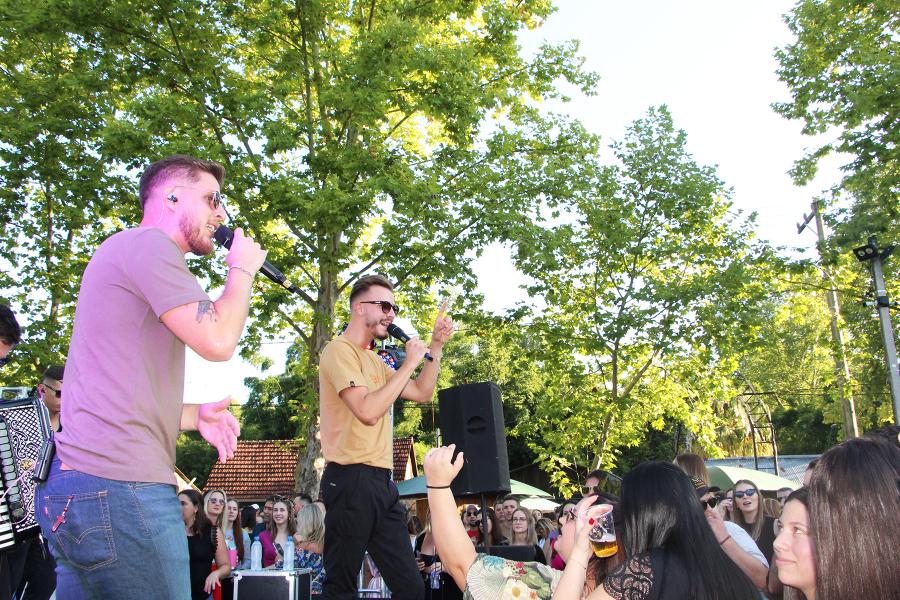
[233,568,312,600]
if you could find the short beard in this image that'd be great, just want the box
[179,213,213,256]
[367,314,390,340]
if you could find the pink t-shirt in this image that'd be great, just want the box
[55,228,209,485]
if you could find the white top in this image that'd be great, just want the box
[725,521,769,568]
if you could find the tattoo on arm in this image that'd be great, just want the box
[195,300,219,323]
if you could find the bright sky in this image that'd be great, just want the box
[184,0,844,404]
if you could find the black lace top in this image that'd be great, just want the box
[602,549,688,600]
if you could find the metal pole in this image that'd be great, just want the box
[870,252,900,423]
[812,203,859,438]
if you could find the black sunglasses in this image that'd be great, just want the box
[44,385,61,398]
[734,489,758,499]
[464,510,478,516]
[360,300,401,315]
[700,496,720,510]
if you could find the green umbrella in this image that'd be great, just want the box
[395,476,553,499]
[708,466,800,492]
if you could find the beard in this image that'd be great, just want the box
[366,313,391,340]
[179,213,214,256]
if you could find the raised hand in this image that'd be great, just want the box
[423,444,465,487]
[430,300,454,347]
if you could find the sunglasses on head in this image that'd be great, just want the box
[734,488,757,499]
[360,300,401,315]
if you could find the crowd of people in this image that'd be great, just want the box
[174,490,328,599]
[418,430,899,600]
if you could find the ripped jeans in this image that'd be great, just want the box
[35,459,190,600]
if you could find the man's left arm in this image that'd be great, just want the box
[401,304,453,403]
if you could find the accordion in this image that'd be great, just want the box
[0,390,52,550]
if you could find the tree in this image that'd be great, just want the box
[774,0,899,246]
[1,1,601,495]
[512,106,779,476]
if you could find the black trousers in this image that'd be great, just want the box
[322,463,424,600]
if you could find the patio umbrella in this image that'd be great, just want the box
[395,476,553,499]
[708,466,800,492]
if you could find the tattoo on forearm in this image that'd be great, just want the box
[195,300,219,323]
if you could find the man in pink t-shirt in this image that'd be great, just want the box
[36,155,267,600]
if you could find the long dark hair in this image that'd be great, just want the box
[807,437,900,600]
[478,507,506,546]
[621,462,759,600]
[227,500,245,564]
[241,505,258,533]
[180,489,212,537]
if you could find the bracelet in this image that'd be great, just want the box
[566,557,588,571]
[426,484,451,489]
[230,265,255,279]
[718,535,732,545]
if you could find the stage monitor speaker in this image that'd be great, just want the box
[438,382,511,496]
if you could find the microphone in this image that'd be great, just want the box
[214,225,300,295]
[387,323,433,362]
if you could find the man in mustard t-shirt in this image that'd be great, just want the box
[319,274,453,600]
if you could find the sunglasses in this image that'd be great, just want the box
[511,517,527,523]
[44,385,61,398]
[464,510,478,516]
[208,497,226,505]
[559,507,577,523]
[360,300,401,315]
[700,496,720,510]
[172,186,224,211]
[734,488,757,499]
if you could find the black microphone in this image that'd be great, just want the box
[214,225,300,295]
[387,323,433,362]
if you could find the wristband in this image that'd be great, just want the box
[230,265,255,279]
[426,485,451,489]
[718,535,732,546]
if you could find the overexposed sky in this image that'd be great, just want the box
[185,1,844,403]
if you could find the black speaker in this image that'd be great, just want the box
[438,382,511,496]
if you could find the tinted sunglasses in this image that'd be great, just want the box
[44,385,61,398]
[734,488,757,499]
[360,300,401,315]
[464,510,478,516]
[700,496,720,510]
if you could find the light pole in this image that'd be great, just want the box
[853,236,900,424]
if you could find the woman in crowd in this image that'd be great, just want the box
[546,500,577,568]
[731,478,776,563]
[225,499,250,570]
[476,507,508,547]
[204,489,228,535]
[777,437,900,600]
[240,505,258,537]
[535,517,555,550]
[673,453,770,588]
[509,507,546,564]
[292,503,327,594]
[180,489,231,600]
[772,487,812,600]
[556,461,760,600]
[260,497,297,568]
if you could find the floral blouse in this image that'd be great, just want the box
[275,548,326,595]
[463,554,562,600]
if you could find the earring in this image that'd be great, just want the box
[167,193,178,202]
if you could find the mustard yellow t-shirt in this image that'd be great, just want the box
[319,335,397,469]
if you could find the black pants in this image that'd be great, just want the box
[7,537,55,600]
[322,463,424,600]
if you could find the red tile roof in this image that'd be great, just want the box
[204,440,300,502]
[205,438,417,501]
[393,436,417,483]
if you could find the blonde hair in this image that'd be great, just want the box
[510,507,538,546]
[296,503,324,548]
[203,489,228,539]
[673,453,709,484]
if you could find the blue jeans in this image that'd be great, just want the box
[35,459,191,600]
